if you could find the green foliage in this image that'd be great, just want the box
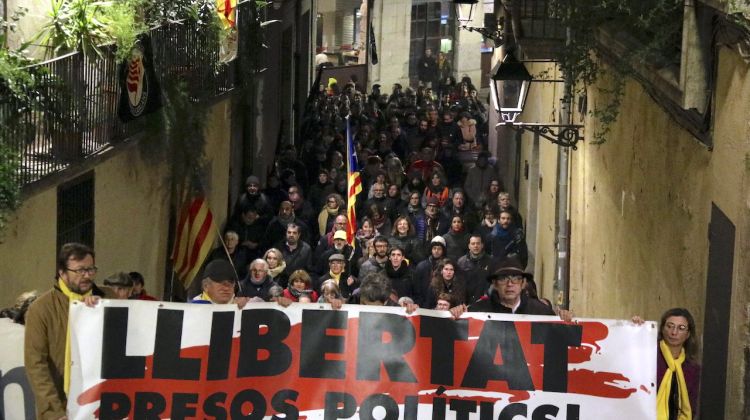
[548,0,685,143]
[104,0,149,62]
[0,143,21,236]
[33,0,112,58]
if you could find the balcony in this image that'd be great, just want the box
[0,1,254,190]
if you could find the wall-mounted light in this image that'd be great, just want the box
[453,0,478,24]
[452,0,503,46]
[492,52,584,149]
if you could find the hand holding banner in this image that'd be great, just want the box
[68,301,656,419]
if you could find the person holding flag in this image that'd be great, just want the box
[345,115,363,250]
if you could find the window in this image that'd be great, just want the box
[57,173,94,250]
[409,0,456,86]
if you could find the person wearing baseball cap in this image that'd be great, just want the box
[449,257,572,320]
[191,260,248,308]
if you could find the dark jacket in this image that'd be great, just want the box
[488,225,528,268]
[443,230,470,261]
[457,252,493,304]
[425,275,468,309]
[469,292,556,315]
[237,275,278,300]
[388,235,425,265]
[384,262,414,300]
[412,254,443,307]
[317,271,358,299]
[279,241,313,275]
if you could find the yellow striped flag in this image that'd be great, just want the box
[217,0,237,29]
[346,116,362,248]
[171,196,218,287]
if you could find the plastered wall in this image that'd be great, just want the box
[0,99,234,308]
[521,46,749,419]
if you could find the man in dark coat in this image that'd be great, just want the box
[456,234,493,304]
[412,235,446,307]
[488,210,528,268]
[383,246,414,300]
[448,258,572,321]
[237,259,278,301]
[417,48,439,88]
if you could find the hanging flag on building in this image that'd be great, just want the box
[346,116,362,248]
[118,35,162,122]
[171,196,218,287]
[217,0,237,29]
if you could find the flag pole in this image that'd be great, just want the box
[215,224,243,294]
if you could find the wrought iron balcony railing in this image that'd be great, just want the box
[1,2,252,189]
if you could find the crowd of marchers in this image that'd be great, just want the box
[8,76,701,419]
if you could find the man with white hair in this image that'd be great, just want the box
[237,259,278,301]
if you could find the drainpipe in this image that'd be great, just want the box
[553,25,572,309]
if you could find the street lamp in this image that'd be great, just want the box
[453,0,478,24]
[491,52,584,149]
[452,0,503,46]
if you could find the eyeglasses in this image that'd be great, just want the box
[66,266,98,275]
[664,322,689,332]
[493,276,524,285]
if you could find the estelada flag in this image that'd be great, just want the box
[171,196,218,287]
[346,116,362,248]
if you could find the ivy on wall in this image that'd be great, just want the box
[548,0,688,143]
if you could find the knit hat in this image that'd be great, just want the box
[426,196,440,207]
[430,236,446,247]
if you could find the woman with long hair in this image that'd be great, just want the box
[426,259,466,309]
[422,170,450,208]
[633,308,701,420]
[263,248,288,288]
[355,217,379,252]
[657,308,701,420]
[317,193,346,238]
[389,216,425,264]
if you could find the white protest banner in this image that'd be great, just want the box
[68,300,657,419]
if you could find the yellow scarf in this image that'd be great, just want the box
[657,340,692,420]
[329,271,342,287]
[58,278,92,395]
[318,207,339,237]
[200,291,215,303]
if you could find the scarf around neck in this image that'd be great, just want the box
[657,340,692,420]
[268,261,287,279]
[58,278,93,395]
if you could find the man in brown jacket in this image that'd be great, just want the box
[24,243,108,419]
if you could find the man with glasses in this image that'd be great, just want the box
[25,242,111,419]
[450,258,556,317]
